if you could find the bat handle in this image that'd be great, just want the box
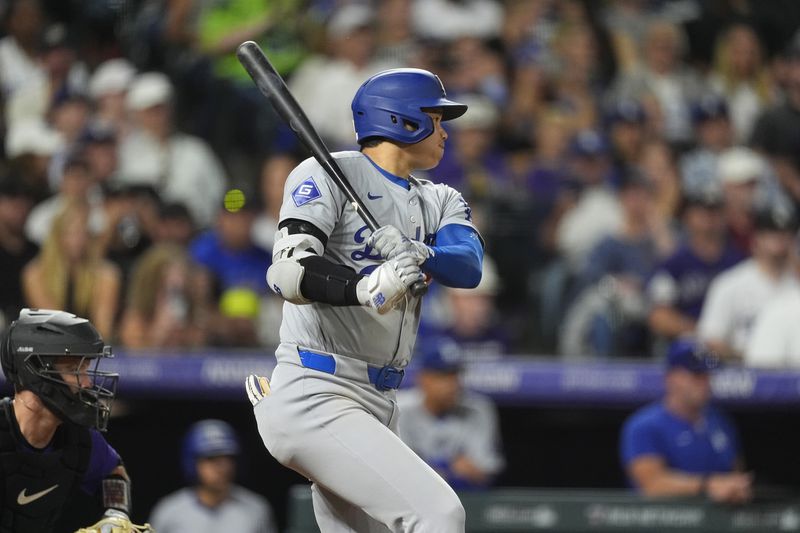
[410,279,428,297]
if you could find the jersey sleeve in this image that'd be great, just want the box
[80,430,122,494]
[279,158,346,238]
[434,184,478,232]
[620,413,663,468]
[462,396,505,475]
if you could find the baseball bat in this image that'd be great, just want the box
[236,40,427,297]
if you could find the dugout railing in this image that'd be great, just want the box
[286,485,800,533]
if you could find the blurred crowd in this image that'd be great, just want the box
[1,0,800,368]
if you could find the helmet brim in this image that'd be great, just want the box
[422,100,468,121]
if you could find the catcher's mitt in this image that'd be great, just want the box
[74,513,154,533]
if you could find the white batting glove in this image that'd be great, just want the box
[74,510,154,533]
[245,374,271,406]
[368,226,431,265]
[357,254,423,314]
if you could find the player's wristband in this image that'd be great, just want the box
[103,474,132,515]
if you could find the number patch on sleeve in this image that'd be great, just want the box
[292,177,322,207]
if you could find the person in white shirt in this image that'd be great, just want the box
[745,244,800,368]
[0,0,45,97]
[698,204,799,361]
[288,4,400,150]
[116,72,225,228]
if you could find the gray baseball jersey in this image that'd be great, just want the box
[254,150,476,532]
[397,389,505,476]
[149,486,277,533]
[277,150,477,367]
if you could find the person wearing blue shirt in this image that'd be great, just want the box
[620,339,752,503]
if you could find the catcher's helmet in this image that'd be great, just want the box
[351,68,467,145]
[1,308,118,431]
[181,419,240,482]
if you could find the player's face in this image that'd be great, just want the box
[54,356,93,391]
[196,455,235,491]
[405,111,447,171]
[667,369,711,410]
[419,371,461,413]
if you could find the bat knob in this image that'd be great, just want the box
[410,280,428,298]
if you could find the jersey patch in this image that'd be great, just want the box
[292,177,322,207]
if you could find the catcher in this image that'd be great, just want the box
[0,308,152,533]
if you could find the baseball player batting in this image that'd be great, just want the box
[245,68,484,532]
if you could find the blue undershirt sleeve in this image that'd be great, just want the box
[422,224,483,288]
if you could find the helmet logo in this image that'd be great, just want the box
[16,346,33,352]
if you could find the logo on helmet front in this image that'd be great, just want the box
[16,346,33,352]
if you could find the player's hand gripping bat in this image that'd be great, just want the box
[236,40,427,297]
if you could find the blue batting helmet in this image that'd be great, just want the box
[181,419,240,482]
[351,68,467,145]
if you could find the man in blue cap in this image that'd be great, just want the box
[149,420,276,533]
[397,339,505,490]
[620,339,752,503]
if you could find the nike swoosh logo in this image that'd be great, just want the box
[17,485,59,505]
[367,192,383,200]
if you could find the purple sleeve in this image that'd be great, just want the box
[80,430,122,494]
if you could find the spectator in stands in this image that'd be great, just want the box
[610,21,703,146]
[648,188,744,343]
[716,147,766,255]
[556,129,622,275]
[119,244,209,349]
[560,171,669,358]
[548,23,602,132]
[411,0,503,41]
[443,36,508,105]
[750,34,800,213]
[421,256,510,361]
[289,3,398,150]
[709,23,776,143]
[398,339,505,490]
[5,23,88,127]
[80,124,119,188]
[152,202,196,247]
[374,0,417,67]
[637,139,681,225]
[87,58,136,136]
[25,151,104,245]
[620,338,752,503]
[252,152,298,253]
[436,94,507,201]
[680,95,734,193]
[149,420,277,533]
[0,0,45,97]
[0,177,38,328]
[190,190,271,347]
[745,236,800,368]
[698,203,799,361]
[21,200,120,339]
[117,72,226,228]
[5,118,64,202]
[605,98,647,178]
[98,182,157,285]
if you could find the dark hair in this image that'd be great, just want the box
[359,138,385,149]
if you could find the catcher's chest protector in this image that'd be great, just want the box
[0,398,92,533]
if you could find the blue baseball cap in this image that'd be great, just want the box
[666,339,720,374]
[570,129,609,157]
[691,94,729,124]
[605,99,646,125]
[418,338,463,373]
